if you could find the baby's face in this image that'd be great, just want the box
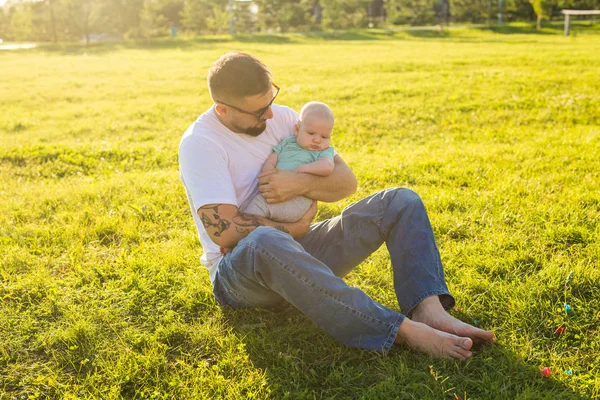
[294,117,333,151]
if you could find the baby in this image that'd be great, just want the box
[242,102,335,222]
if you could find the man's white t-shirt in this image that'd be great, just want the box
[178,104,299,283]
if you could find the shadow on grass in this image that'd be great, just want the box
[477,21,600,35]
[403,29,451,39]
[30,38,223,56]
[27,30,393,56]
[477,23,556,35]
[16,34,290,56]
[220,305,588,399]
[234,34,294,44]
[0,31,449,56]
[304,29,398,41]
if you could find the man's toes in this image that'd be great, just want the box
[474,329,496,344]
[453,345,472,359]
[458,337,473,351]
[449,348,470,360]
[481,331,495,342]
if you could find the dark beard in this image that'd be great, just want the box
[243,121,267,137]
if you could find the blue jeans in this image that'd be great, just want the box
[212,188,455,352]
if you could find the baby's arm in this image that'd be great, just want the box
[261,152,279,173]
[295,158,335,176]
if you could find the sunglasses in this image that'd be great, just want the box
[216,84,280,121]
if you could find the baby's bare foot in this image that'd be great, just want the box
[395,318,473,360]
[412,298,496,345]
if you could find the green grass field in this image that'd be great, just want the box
[1,24,599,399]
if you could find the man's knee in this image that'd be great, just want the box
[388,187,423,207]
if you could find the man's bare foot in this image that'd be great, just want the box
[395,318,473,360]
[411,296,496,345]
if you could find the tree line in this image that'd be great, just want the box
[1,0,598,42]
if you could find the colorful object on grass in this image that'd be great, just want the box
[453,307,462,312]
[564,303,572,313]
[554,325,566,335]
[473,319,479,326]
[541,367,551,377]
[564,369,573,375]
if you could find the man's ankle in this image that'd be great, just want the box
[412,295,445,317]
[394,317,415,344]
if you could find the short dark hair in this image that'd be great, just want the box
[207,52,272,103]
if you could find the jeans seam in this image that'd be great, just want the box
[376,192,385,232]
[433,240,444,282]
[251,241,397,328]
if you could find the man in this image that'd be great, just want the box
[179,52,495,358]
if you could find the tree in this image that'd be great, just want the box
[207,4,229,34]
[158,0,184,27]
[140,0,167,42]
[44,0,58,42]
[0,6,8,39]
[433,0,450,26]
[10,4,33,41]
[320,0,370,30]
[368,0,386,27]
[320,0,342,29]
[530,0,543,28]
[450,0,490,23]
[255,0,310,33]
[180,0,210,32]
[59,0,105,43]
[97,0,144,38]
[234,1,256,34]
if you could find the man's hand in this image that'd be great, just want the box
[258,169,306,204]
[259,155,356,204]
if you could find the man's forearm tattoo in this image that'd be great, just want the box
[199,206,271,237]
[275,225,290,234]
[232,213,263,234]
[198,205,230,237]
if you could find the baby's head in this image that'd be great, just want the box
[294,102,334,152]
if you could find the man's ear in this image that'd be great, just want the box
[215,104,227,117]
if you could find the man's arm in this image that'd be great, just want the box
[295,158,335,177]
[198,202,317,249]
[258,154,357,204]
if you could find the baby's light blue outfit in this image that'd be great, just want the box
[273,136,335,171]
[243,136,335,222]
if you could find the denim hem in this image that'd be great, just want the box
[382,312,405,353]
[404,288,455,316]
